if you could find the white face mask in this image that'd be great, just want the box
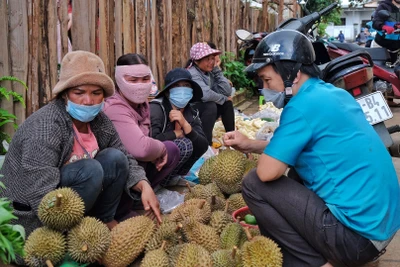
[261,88,285,108]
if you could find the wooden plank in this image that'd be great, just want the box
[225,0,231,52]
[8,0,28,124]
[115,0,123,60]
[0,0,15,136]
[122,0,133,54]
[150,0,157,81]
[71,0,91,51]
[279,0,284,24]
[108,0,115,78]
[88,0,97,53]
[146,0,151,60]
[47,0,58,92]
[180,0,188,67]
[27,0,40,114]
[99,0,110,74]
[210,0,219,48]
[58,0,69,62]
[38,0,51,105]
[155,0,164,88]
[164,0,172,72]
[136,0,146,56]
[217,0,225,52]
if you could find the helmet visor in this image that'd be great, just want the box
[244,62,269,73]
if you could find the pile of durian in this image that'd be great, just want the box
[23,149,283,267]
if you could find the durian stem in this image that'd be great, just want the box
[211,195,216,206]
[224,200,230,214]
[175,223,183,232]
[244,226,253,241]
[178,210,186,221]
[236,215,241,223]
[161,240,167,250]
[178,235,183,244]
[55,194,63,207]
[197,199,206,209]
[231,246,238,258]
[45,260,54,267]
[81,244,88,252]
[185,182,192,193]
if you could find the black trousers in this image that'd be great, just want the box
[242,169,382,267]
[193,100,235,145]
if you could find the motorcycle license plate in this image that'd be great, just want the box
[356,91,393,125]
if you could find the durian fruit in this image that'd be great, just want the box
[243,159,257,176]
[209,201,234,235]
[212,149,247,194]
[247,153,260,162]
[241,231,283,267]
[145,221,183,253]
[220,221,247,249]
[38,188,85,231]
[166,243,186,267]
[211,246,242,267]
[184,184,206,201]
[169,199,211,224]
[241,227,282,266]
[24,227,66,267]
[227,193,247,214]
[140,240,169,267]
[207,195,226,212]
[203,182,225,199]
[198,156,216,185]
[67,217,111,263]
[175,243,213,267]
[181,217,220,253]
[248,227,261,238]
[102,215,155,267]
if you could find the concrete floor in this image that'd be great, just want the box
[238,97,400,267]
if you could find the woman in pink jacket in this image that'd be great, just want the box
[103,53,180,222]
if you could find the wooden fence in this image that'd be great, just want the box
[0,0,295,137]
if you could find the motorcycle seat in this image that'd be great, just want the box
[322,57,369,84]
[329,41,389,62]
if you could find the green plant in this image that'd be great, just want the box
[0,181,26,264]
[0,76,27,154]
[220,52,256,96]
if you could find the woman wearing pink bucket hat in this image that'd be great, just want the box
[0,51,151,252]
[187,42,235,146]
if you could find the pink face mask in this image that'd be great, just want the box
[115,65,152,104]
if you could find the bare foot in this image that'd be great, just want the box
[106,219,118,230]
[321,262,334,267]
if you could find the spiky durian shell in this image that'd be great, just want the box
[198,156,216,185]
[102,216,155,267]
[209,210,234,235]
[38,187,84,231]
[227,193,247,215]
[166,244,186,267]
[169,199,211,224]
[175,243,213,267]
[207,195,226,212]
[184,184,206,201]
[67,217,111,263]
[140,247,169,267]
[241,236,283,267]
[220,222,247,249]
[181,218,220,253]
[211,247,242,267]
[212,150,247,195]
[243,159,257,176]
[24,227,66,267]
[145,221,182,253]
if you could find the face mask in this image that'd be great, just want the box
[169,87,193,108]
[66,100,104,122]
[115,65,152,104]
[261,88,285,109]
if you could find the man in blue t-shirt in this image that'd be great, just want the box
[224,29,400,267]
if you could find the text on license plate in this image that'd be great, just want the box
[356,91,393,125]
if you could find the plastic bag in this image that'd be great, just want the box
[255,121,279,141]
[156,187,185,214]
[251,108,281,121]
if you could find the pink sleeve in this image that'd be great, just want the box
[103,105,166,162]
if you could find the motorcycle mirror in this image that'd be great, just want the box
[235,29,254,41]
[378,10,390,21]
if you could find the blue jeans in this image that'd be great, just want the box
[242,169,381,267]
[59,148,128,223]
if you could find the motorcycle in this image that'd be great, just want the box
[236,3,399,150]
